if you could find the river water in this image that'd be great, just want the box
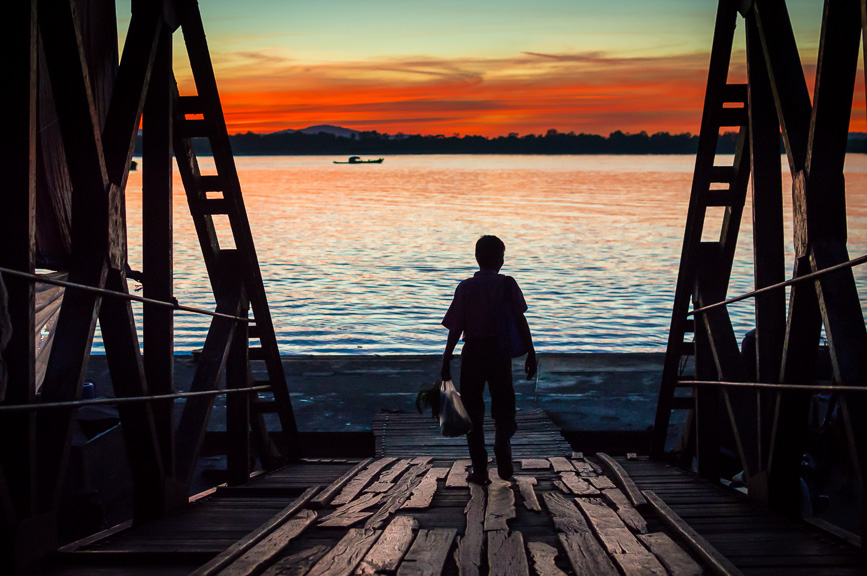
[97,154,867,354]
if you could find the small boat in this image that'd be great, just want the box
[333,156,384,164]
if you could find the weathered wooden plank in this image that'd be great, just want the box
[571,461,596,477]
[261,545,330,576]
[643,490,744,576]
[218,510,317,576]
[559,472,599,496]
[596,453,647,508]
[455,483,485,576]
[602,489,647,534]
[574,498,666,576]
[365,463,431,529]
[401,468,449,510]
[484,475,515,532]
[307,528,382,576]
[559,532,619,576]
[488,530,529,576]
[397,529,457,576]
[542,492,594,536]
[191,487,319,576]
[311,459,373,508]
[549,457,574,472]
[588,476,616,491]
[572,452,584,460]
[410,457,432,466]
[332,458,397,506]
[319,492,384,528]
[637,533,703,576]
[356,516,418,575]
[527,542,568,576]
[446,460,472,488]
[515,476,541,511]
[366,459,413,493]
[519,459,551,470]
[552,479,570,495]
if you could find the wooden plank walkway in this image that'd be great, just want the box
[617,456,865,576]
[39,444,864,575]
[373,409,572,458]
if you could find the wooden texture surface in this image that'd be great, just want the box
[306,528,381,576]
[526,542,568,576]
[396,528,456,576]
[484,476,515,532]
[637,533,703,576]
[515,476,541,511]
[455,483,485,576]
[487,530,529,576]
[355,516,418,575]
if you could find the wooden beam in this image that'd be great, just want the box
[98,269,166,521]
[226,289,251,486]
[0,0,38,535]
[175,304,239,487]
[36,0,113,514]
[101,0,162,190]
[190,487,319,576]
[750,0,812,174]
[142,23,175,477]
[643,490,744,576]
[745,15,786,474]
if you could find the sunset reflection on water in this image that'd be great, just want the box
[108,154,867,354]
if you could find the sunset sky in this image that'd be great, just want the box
[119,1,863,136]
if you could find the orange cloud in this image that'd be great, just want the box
[174,47,867,136]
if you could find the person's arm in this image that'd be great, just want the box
[441,329,461,381]
[516,313,537,379]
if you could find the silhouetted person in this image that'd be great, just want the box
[441,235,537,484]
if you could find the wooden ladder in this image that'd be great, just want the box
[171,0,299,483]
[651,0,752,461]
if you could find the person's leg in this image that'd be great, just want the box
[489,350,516,479]
[459,340,488,481]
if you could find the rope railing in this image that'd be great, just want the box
[675,380,867,393]
[0,265,250,323]
[687,253,867,317]
[0,385,272,413]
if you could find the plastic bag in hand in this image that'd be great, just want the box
[438,380,473,437]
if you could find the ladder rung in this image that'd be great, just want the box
[178,118,209,138]
[718,107,748,127]
[199,175,226,192]
[248,323,260,338]
[709,166,735,183]
[177,95,204,115]
[682,318,695,333]
[703,189,737,207]
[200,199,231,215]
[681,341,694,356]
[671,396,694,410]
[721,83,748,105]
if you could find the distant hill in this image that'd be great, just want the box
[269,125,359,138]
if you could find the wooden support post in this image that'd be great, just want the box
[227,288,251,486]
[694,312,721,482]
[745,15,786,483]
[175,289,239,487]
[98,270,167,522]
[0,1,41,571]
[36,0,112,515]
[750,0,812,173]
[142,22,175,478]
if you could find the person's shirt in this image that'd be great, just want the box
[442,270,527,340]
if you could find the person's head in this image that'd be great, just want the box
[475,235,505,271]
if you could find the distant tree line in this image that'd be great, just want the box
[133,129,867,156]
